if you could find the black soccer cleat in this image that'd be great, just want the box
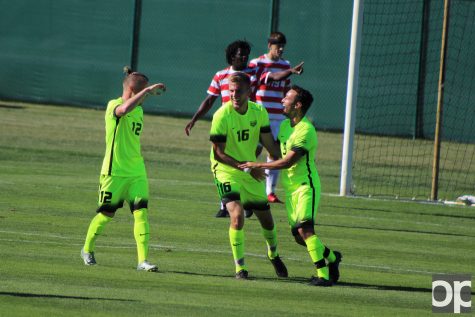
[235,269,249,279]
[328,251,342,283]
[309,276,333,287]
[215,208,229,218]
[268,255,288,278]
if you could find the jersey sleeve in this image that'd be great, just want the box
[290,127,314,155]
[259,70,271,85]
[105,99,121,120]
[206,72,221,96]
[209,109,227,143]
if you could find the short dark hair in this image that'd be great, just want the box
[268,32,287,45]
[228,71,251,87]
[225,40,251,65]
[291,85,313,114]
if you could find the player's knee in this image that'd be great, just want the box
[229,211,244,229]
[292,227,307,246]
[100,211,115,218]
[133,208,148,222]
[294,234,307,246]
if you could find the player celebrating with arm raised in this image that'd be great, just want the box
[249,32,304,204]
[80,67,166,272]
[239,86,342,286]
[210,72,288,279]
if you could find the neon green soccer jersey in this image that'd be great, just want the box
[100,97,146,177]
[278,116,320,191]
[210,101,271,176]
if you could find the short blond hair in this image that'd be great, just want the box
[228,72,251,87]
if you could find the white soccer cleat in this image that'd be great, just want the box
[137,260,158,272]
[80,248,97,265]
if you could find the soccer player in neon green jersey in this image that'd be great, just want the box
[80,66,166,272]
[239,85,342,286]
[210,72,288,279]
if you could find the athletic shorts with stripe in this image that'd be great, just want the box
[97,174,149,213]
[286,183,321,235]
[213,168,270,211]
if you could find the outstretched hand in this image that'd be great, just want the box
[148,83,167,95]
[292,61,304,75]
[238,162,267,182]
[185,120,195,136]
[238,162,259,169]
[250,167,267,181]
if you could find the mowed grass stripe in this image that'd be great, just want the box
[1,103,473,316]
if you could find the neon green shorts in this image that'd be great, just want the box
[97,174,149,213]
[213,169,269,211]
[285,184,321,230]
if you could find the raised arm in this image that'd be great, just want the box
[115,83,166,117]
[266,61,304,82]
[185,94,218,136]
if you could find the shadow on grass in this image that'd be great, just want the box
[337,281,431,293]
[318,223,475,238]
[337,282,475,295]
[173,270,475,296]
[168,269,312,283]
[167,271,475,295]
[0,104,25,110]
[0,291,137,302]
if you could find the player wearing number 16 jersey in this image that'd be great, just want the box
[209,72,288,279]
[80,67,166,272]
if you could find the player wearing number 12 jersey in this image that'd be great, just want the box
[80,67,166,272]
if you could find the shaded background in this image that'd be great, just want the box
[0,0,353,131]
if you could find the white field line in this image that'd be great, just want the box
[155,195,456,229]
[0,230,447,275]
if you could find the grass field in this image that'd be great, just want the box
[0,102,474,316]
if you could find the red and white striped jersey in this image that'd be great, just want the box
[249,55,291,120]
[206,66,257,104]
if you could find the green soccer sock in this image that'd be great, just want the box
[324,246,337,263]
[261,227,279,259]
[133,209,150,264]
[305,235,329,280]
[229,228,247,273]
[83,212,112,253]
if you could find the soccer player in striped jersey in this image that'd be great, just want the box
[210,72,288,279]
[239,86,342,286]
[80,67,166,272]
[185,40,256,137]
[249,32,304,204]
